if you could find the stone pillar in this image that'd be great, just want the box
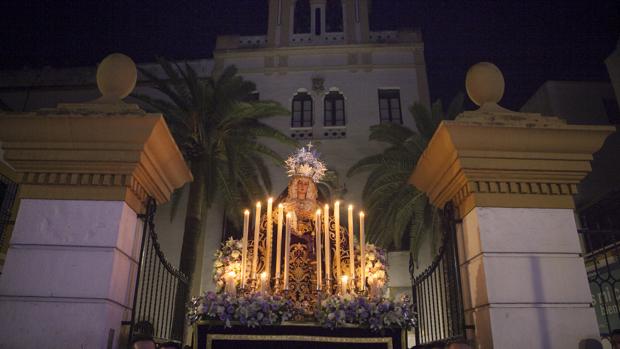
[410,63,615,348]
[0,54,192,349]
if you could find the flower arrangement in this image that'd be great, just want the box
[188,291,295,328]
[212,238,243,293]
[358,243,388,297]
[316,294,415,332]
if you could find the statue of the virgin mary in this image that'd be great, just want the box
[277,144,326,314]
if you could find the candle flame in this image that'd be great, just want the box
[348,204,353,210]
[260,271,268,279]
[278,203,283,208]
[335,201,340,206]
[227,271,237,278]
[268,197,273,203]
[244,209,250,215]
[256,202,261,207]
[286,212,292,218]
[341,275,349,283]
[316,209,321,215]
[360,211,365,217]
[324,204,329,209]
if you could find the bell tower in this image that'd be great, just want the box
[267,0,370,47]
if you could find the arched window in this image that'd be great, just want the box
[293,0,311,34]
[292,92,313,128]
[324,91,345,126]
[326,0,343,33]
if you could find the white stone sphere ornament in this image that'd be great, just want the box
[95,53,137,103]
[465,62,509,111]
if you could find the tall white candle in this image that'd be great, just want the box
[241,209,250,289]
[341,275,349,295]
[324,204,331,291]
[348,204,355,285]
[266,197,274,279]
[315,209,322,291]
[260,271,269,293]
[251,202,261,281]
[283,212,292,290]
[335,201,341,285]
[225,271,237,296]
[360,211,366,291]
[275,204,284,283]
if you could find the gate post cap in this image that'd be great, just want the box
[96,53,137,101]
[465,62,505,107]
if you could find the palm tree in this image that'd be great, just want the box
[133,58,296,319]
[347,94,464,260]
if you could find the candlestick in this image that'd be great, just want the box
[260,271,269,293]
[359,211,366,291]
[266,197,273,279]
[241,210,250,289]
[335,201,341,284]
[315,209,322,291]
[251,202,261,282]
[275,204,284,286]
[283,212,292,290]
[340,275,349,295]
[323,204,331,291]
[347,204,355,286]
[225,271,237,296]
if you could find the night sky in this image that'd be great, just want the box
[1,0,619,109]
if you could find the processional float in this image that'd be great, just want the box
[190,144,412,347]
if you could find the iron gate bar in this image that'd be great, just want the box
[410,203,466,347]
[579,228,620,338]
[128,197,189,345]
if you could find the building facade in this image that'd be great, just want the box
[0,0,429,296]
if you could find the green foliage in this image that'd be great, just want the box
[133,58,297,225]
[348,93,464,260]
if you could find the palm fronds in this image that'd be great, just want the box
[348,95,464,260]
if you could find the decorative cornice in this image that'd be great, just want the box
[409,111,615,218]
[214,42,423,59]
[0,105,192,213]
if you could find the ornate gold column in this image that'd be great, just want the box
[0,54,192,349]
[410,62,614,348]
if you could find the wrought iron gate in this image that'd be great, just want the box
[410,204,466,347]
[0,172,18,261]
[579,227,620,338]
[128,198,188,344]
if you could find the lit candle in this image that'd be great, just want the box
[324,204,331,291]
[251,202,261,282]
[341,275,349,295]
[241,209,250,289]
[347,204,355,286]
[225,271,237,296]
[275,204,284,285]
[359,211,366,291]
[260,271,269,293]
[335,201,341,284]
[266,197,274,278]
[283,212,292,290]
[315,209,322,291]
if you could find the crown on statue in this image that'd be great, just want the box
[285,142,327,183]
